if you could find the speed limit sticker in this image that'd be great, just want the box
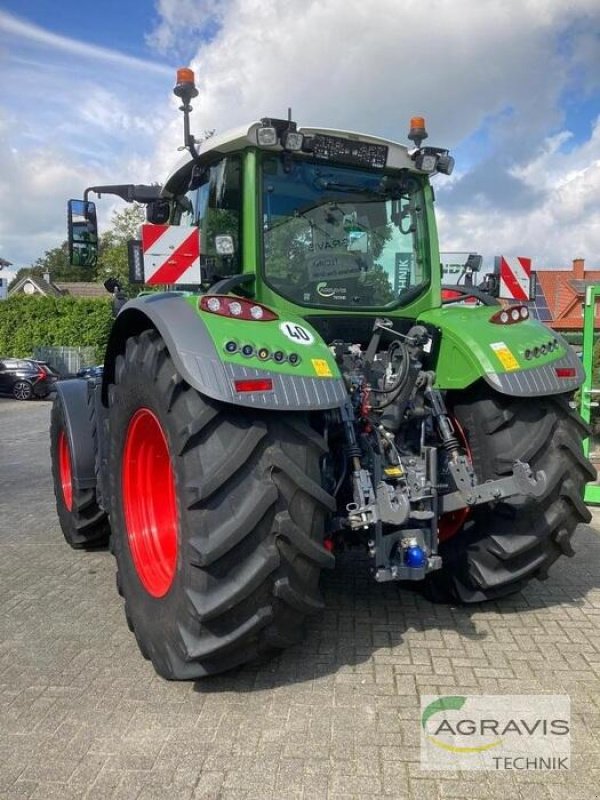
[279,321,315,346]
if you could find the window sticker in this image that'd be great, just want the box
[316,282,347,301]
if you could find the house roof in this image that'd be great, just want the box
[54,282,107,298]
[8,276,62,297]
[535,267,600,330]
[0,257,12,268]
[8,277,106,299]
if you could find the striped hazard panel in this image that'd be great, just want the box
[499,256,532,302]
[141,224,201,285]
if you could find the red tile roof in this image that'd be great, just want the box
[535,260,600,331]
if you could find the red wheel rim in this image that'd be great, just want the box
[58,429,73,512]
[122,408,178,598]
[438,416,472,543]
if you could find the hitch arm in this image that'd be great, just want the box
[440,458,547,514]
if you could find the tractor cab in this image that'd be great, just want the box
[68,69,456,337]
[153,104,454,327]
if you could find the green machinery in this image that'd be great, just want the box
[49,68,595,680]
[582,285,600,504]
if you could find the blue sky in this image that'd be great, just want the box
[0,0,165,61]
[0,0,599,279]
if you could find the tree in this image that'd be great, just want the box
[96,204,146,290]
[8,204,146,291]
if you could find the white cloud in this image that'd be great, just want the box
[438,116,600,266]
[147,0,226,55]
[0,0,599,271]
[0,11,176,267]
[176,0,597,143]
[145,0,600,266]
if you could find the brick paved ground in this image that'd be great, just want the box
[1,397,600,799]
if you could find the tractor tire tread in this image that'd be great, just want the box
[107,330,332,679]
[425,387,594,603]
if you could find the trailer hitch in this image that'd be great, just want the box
[339,381,547,585]
[425,382,547,513]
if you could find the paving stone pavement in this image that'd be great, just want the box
[1,397,600,800]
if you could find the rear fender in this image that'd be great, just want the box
[419,305,584,397]
[55,379,97,491]
[101,294,348,411]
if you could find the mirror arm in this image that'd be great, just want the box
[441,284,500,306]
[207,273,255,296]
[83,184,163,203]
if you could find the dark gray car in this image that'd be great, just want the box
[0,358,59,400]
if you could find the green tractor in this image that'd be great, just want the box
[50,68,595,680]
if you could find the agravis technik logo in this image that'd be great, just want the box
[420,694,570,771]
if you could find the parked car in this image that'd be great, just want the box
[75,365,104,379]
[0,358,59,400]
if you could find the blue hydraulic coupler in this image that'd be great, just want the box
[404,543,427,569]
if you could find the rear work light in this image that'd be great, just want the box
[490,305,529,324]
[233,378,274,393]
[199,295,278,321]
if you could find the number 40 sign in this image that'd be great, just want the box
[279,322,315,346]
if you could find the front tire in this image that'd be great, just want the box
[426,385,595,603]
[107,331,334,680]
[50,395,111,549]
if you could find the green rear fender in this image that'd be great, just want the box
[102,293,348,411]
[419,305,585,397]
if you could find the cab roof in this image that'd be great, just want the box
[163,121,416,195]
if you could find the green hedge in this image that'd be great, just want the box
[0,295,113,363]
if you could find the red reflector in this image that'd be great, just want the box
[555,367,576,378]
[442,289,462,300]
[233,378,273,393]
[199,295,278,321]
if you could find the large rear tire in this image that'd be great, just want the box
[50,394,111,549]
[425,385,595,603]
[106,330,335,680]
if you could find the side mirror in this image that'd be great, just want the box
[465,253,482,272]
[68,199,98,267]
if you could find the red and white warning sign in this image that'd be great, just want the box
[497,256,532,302]
[141,224,201,285]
